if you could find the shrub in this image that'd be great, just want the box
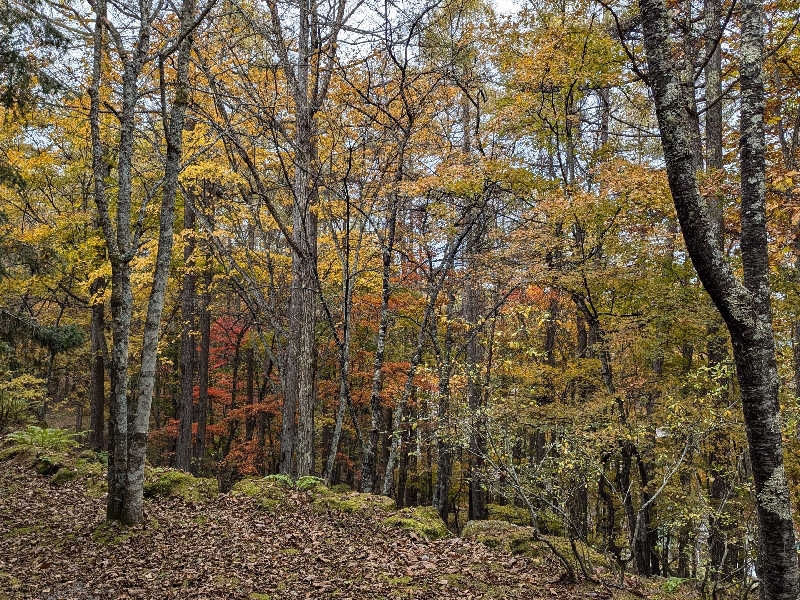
[0,374,46,431]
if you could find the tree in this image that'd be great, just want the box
[89,0,205,523]
[637,0,800,595]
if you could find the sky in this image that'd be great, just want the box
[492,0,521,15]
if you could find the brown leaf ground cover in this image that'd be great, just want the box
[0,458,683,600]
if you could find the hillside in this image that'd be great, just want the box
[0,448,692,600]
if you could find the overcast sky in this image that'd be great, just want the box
[493,0,521,15]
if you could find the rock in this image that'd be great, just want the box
[487,503,531,526]
[310,486,396,514]
[51,467,78,486]
[33,455,63,476]
[143,468,218,503]
[382,505,450,540]
[231,476,293,510]
[461,519,607,568]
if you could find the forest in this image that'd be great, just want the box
[1,0,800,596]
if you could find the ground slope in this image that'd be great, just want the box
[0,457,673,600]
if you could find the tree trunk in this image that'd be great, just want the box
[433,292,454,523]
[89,281,105,451]
[123,0,195,523]
[176,190,196,471]
[195,267,211,462]
[638,0,799,594]
[245,344,255,441]
[223,327,246,457]
[360,187,400,492]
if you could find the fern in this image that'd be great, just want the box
[7,425,80,451]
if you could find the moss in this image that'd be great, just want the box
[310,485,396,515]
[143,468,218,503]
[51,467,78,486]
[462,519,607,568]
[0,445,29,461]
[231,477,291,510]
[34,454,64,475]
[381,575,413,586]
[75,458,104,477]
[2,525,48,539]
[441,574,467,587]
[382,505,449,540]
[77,449,103,462]
[487,503,531,526]
[538,510,564,536]
[0,570,21,593]
[330,483,352,493]
[91,522,133,546]
[249,594,272,600]
[296,475,324,491]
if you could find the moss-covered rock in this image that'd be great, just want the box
[33,454,64,476]
[485,503,562,534]
[143,468,218,503]
[382,505,449,540]
[461,519,520,549]
[91,521,133,546]
[0,444,32,462]
[311,486,396,514]
[487,503,531,526]
[462,519,606,568]
[330,483,352,493]
[51,467,78,486]
[231,476,292,510]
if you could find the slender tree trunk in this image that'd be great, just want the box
[245,344,255,441]
[195,267,211,461]
[176,191,197,471]
[88,0,131,522]
[89,282,106,451]
[224,327,246,457]
[360,187,401,492]
[123,0,195,523]
[433,292,454,523]
[323,335,351,484]
[397,409,413,508]
[703,0,732,581]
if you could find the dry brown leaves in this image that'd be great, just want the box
[0,462,627,599]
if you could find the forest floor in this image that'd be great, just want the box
[0,454,686,600]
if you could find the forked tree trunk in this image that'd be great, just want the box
[638,0,799,594]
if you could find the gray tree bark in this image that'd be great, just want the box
[88,0,153,523]
[124,0,197,523]
[637,0,799,594]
